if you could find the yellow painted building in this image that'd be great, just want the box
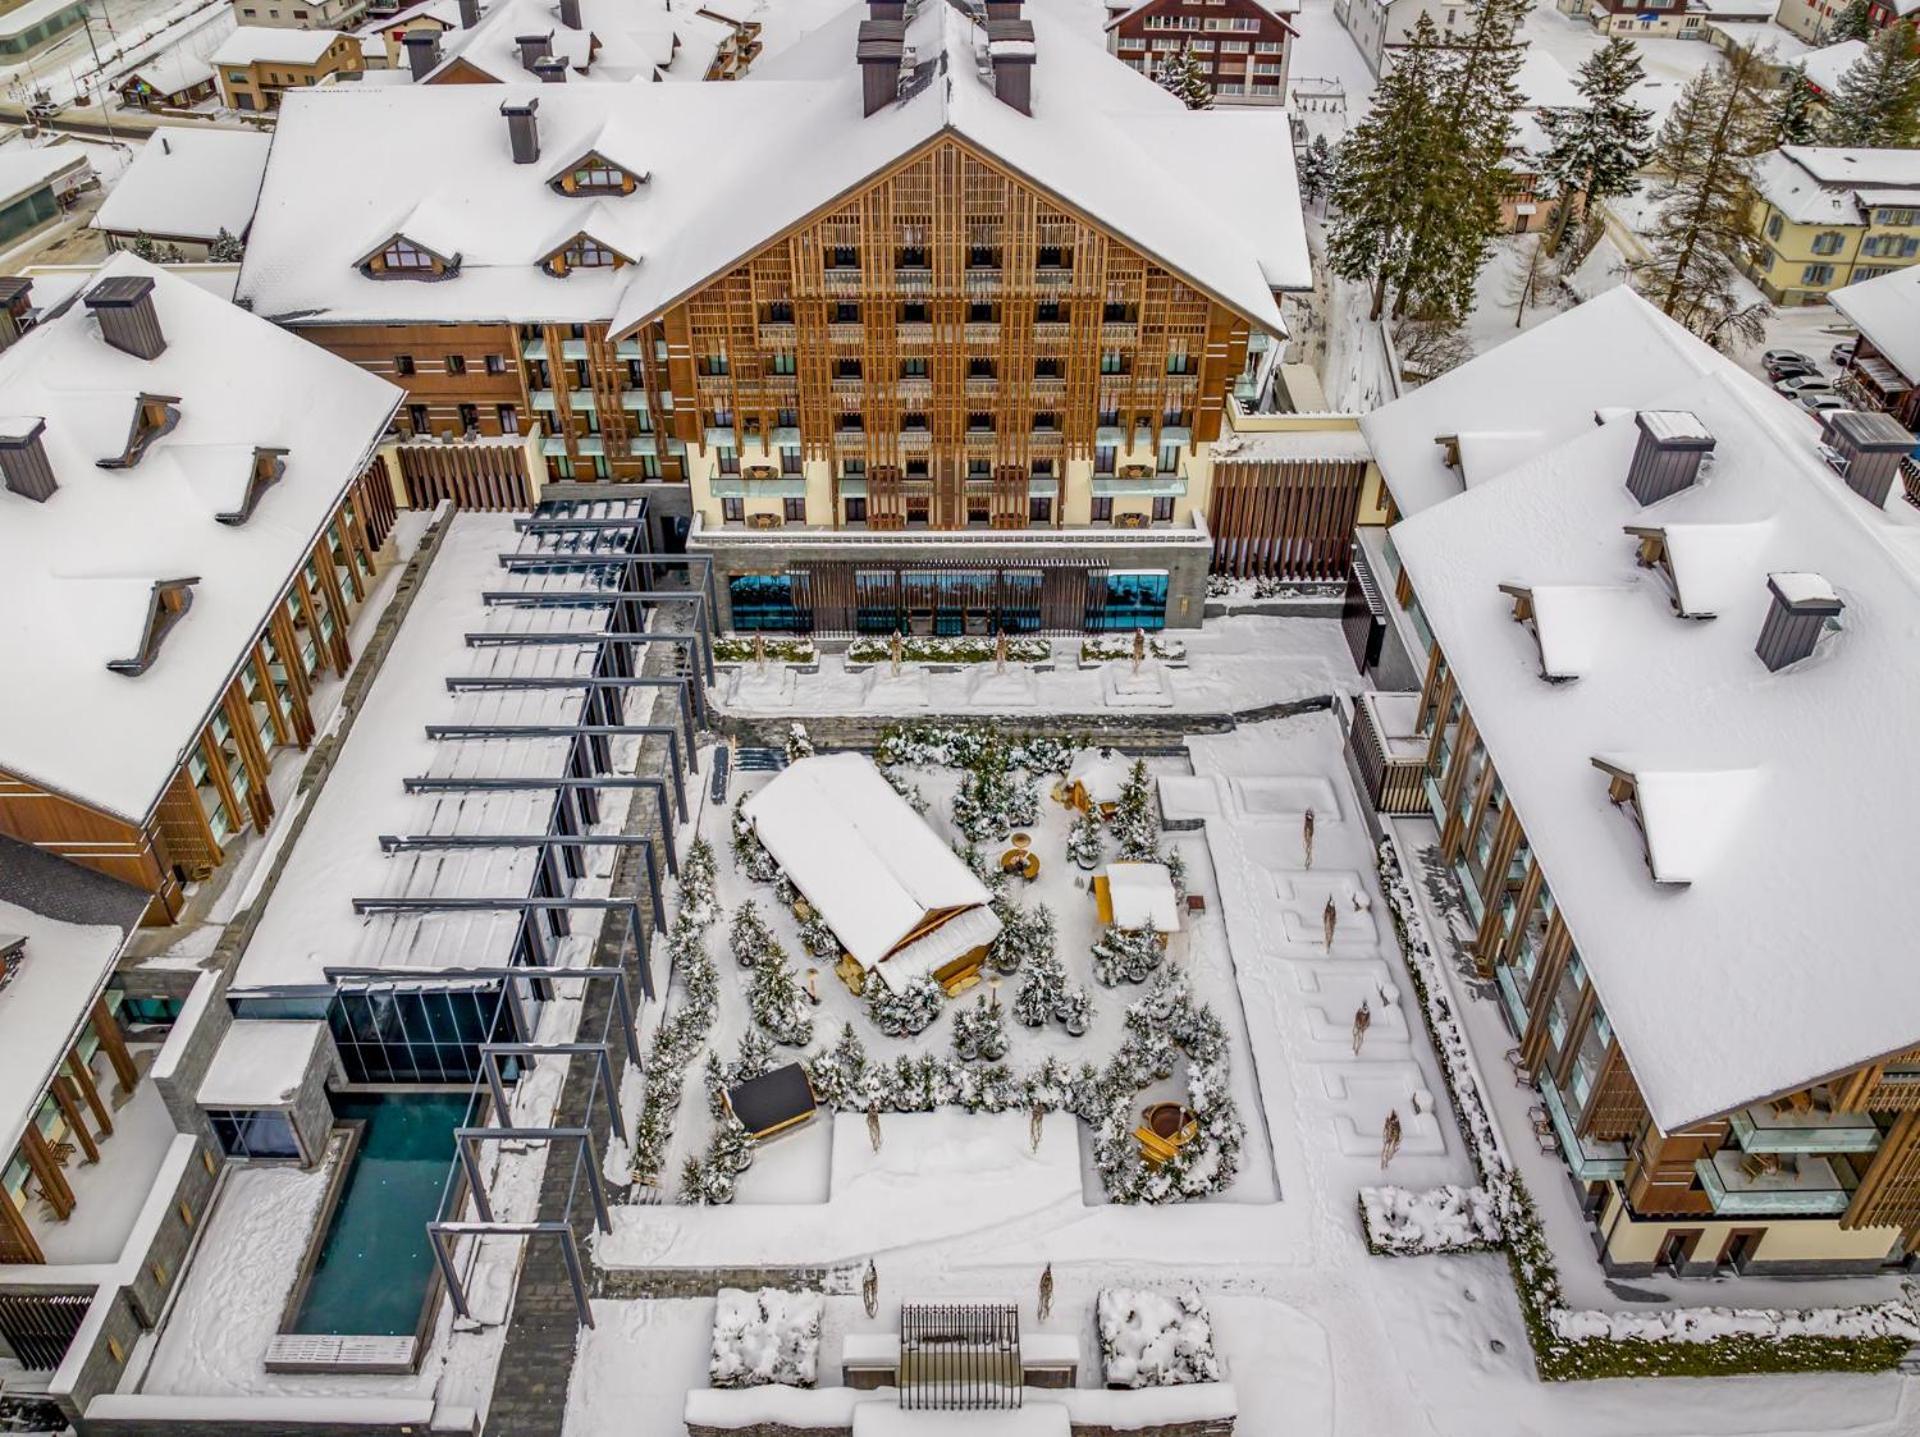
[211,26,361,111]
[1747,145,1920,306]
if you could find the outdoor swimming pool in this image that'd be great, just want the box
[290,1092,474,1338]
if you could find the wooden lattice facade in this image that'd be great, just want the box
[1208,456,1368,579]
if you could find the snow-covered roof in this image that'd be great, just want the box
[1800,37,1865,95]
[424,0,679,82]
[1104,861,1179,933]
[1361,287,1722,520]
[197,1019,325,1106]
[1753,145,1920,225]
[1830,263,1920,385]
[1069,748,1132,804]
[233,511,630,990]
[1388,289,1920,1131]
[238,1,1302,331]
[0,254,401,825]
[118,50,216,95]
[213,26,350,65]
[743,753,998,977]
[0,142,89,205]
[93,128,271,244]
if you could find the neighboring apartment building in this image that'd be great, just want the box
[1333,0,1476,76]
[1352,287,1920,1279]
[0,0,90,61]
[114,52,218,110]
[92,127,272,258]
[239,0,1322,634]
[0,257,402,927]
[1550,0,1704,37]
[1779,0,1917,41]
[0,144,91,250]
[231,0,368,31]
[375,0,759,81]
[211,26,362,109]
[1747,146,1920,305]
[1104,0,1296,104]
[1830,262,1920,429]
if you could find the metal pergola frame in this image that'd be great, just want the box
[332,899,657,998]
[499,548,717,615]
[445,669,704,733]
[477,1042,623,1140]
[400,774,681,873]
[428,1220,595,1327]
[375,833,668,931]
[455,1126,612,1230]
[422,721,690,814]
[480,588,715,684]
[464,627,716,689]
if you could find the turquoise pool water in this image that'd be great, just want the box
[291,1093,473,1338]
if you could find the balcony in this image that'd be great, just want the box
[614,337,641,360]
[1031,375,1067,398]
[1034,266,1073,287]
[899,428,932,450]
[899,322,933,344]
[560,339,589,361]
[833,427,866,448]
[897,377,932,402]
[1101,321,1136,342]
[570,389,596,410]
[964,375,996,397]
[620,391,648,412]
[1728,1102,1881,1156]
[1034,321,1070,343]
[1538,1072,1628,1183]
[1092,473,1184,498]
[1696,1150,1856,1217]
[521,336,547,361]
[759,321,796,345]
[964,266,1001,292]
[704,426,736,448]
[828,323,863,343]
[531,389,557,411]
[830,376,865,396]
[894,266,933,292]
[823,267,863,288]
[963,322,1000,344]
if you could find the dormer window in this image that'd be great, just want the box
[108,577,198,676]
[549,150,645,195]
[541,233,630,276]
[357,234,458,280]
[383,239,435,270]
[98,392,181,470]
[217,448,289,526]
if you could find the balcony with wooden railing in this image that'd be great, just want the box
[1349,691,1428,816]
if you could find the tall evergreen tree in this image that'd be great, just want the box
[1821,25,1920,148]
[1386,0,1529,321]
[1327,13,1446,320]
[1295,132,1336,209]
[1829,0,1875,42]
[1156,44,1215,110]
[1632,47,1774,350]
[1536,37,1653,255]
[1768,64,1821,147]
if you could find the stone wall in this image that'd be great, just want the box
[594,1265,843,1301]
[684,1416,1233,1437]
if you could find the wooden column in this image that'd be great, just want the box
[308,538,354,674]
[268,608,316,746]
[48,1080,98,1164]
[252,643,292,751]
[222,687,275,832]
[1499,859,1546,969]
[1521,914,1573,1073]
[92,996,138,1095]
[198,731,244,843]
[19,1126,73,1219]
[66,1051,112,1136]
[0,1187,44,1264]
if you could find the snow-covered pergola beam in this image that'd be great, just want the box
[376,832,667,931]
[477,587,715,682]
[326,962,645,1058]
[463,627,715,689]
[454,1126,612,1233]
[477,1041,623,1147]
[493,552,719,651]
[444,671,703,745]
[421,720,688,813]
[428,1219,595,1328]
[339,902,656,999]
[401,773,679,871]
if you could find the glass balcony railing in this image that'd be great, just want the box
[1728,1105,1881,1156]
[1539,1072,1627,1182]
[1697,1150,1855,1217]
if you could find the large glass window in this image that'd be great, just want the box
[328,983,515,1085]
[1096,571,1169,631]
[729,574,800,631]
[209,1108,301,1159]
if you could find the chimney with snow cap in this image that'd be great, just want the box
[0,418,54,502]
[1757,572,1842,672]
[857,18,905,117]
[1626,410,1714,507]
[403,28,442,79]
[987,18,1035,115]
[85,275,165,360]
[0,276,32,353]
[516,31,551,70]
[868,0,904,18]
[502,97,540,163]
[1819,408,1911,510]
[458,0,479,26]
[534,54,567,82]
[558,0,581,28]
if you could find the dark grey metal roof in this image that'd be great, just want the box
[0,833,147,932]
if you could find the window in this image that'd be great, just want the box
[900,301,931,324]
[1100,351,1127,374]
[833,302,860,323]
[208,1109,301,1161]
[1874,207,1917,226]
[1095,444,1117,474]
[484,353,506,375]
[458,403,479,432]
[778,408,799,428]
[722,496,744,523]
[829,244,859,269]
[780,445,802,475]
[1166,348,1194,375]
[1029,495,1053,523]
[967,411,993,433]
[844,496,868,523]
[1035,300,1063,323]
[967,302,996,323]
[769,352,796,375]
[903,411,928,431]
[565,238,617,269]
[497,404,518,433]
[967,494,991,525]
[1091,496,1114,523]
[968,358,995,378]
[901,358,928,378]
[1159,443,1181,473]
[1152,495,1175,522]
[728,573,798,630]
[569,159,627,191]
[701,351,730,376]
[1103,301,1133,322]
[716,445,739,475]
[1036,244,1066,269]
[1034,359,1061,378]
[897,245,928,269]
[445,354,466,375]
[1097,570,1169,631]
[380,240,435,272]
[835,358,862,379]
[783,496,807,523]
[764,300,794,323]
[1810,231,1845,256]
[394,354,416,375]
[408,403,429,434]
[1033,411,1059,432]
[968,244,998,268]
[1801,263,1835,286]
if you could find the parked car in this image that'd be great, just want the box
[1831,340,1857,366]
[1775,373,1834,395]
[1763,348,1815,370]
[1799,392,1849,417]
[1766,356,1820,381]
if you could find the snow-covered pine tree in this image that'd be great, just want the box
[731,796,779,882]
[882,764,930,814]
[1769,65,1821,148]
[952,743,1019,843]
[1632,47,1774,350]
[1536,37,1653,255]
[799,913,840,958]
[749,948,815,1046]
[1054,983,1094,1037]
[783,723,816,763]
[1156,43,1214,111]
[950,994,1010,1062]
[1830,0,1874,41]
[208,227,246,262]
[1068,810,1104,870]
[806,1022,870,1106]
[1295,133,1336,209]
[866,973,945,1037]
[1821,25,1920,149]
[1092,925,1166,987]
[1013,949,1069,1028]
[1111,760,1160,863]
[1505,235,1551,328]
[130,232,161,262]
[730,899,778,968]
[988,900,1056,975]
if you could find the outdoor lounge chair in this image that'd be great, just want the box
[724,1063,818,1142]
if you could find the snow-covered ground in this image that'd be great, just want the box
[1519,4,1733,129]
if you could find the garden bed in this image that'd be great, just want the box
[845,635,1052,666]
[716,637,818,665]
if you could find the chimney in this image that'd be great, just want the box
[1820,408,1911,510]
[458,0,479,25]
[516,30,551,70]
[987,19,1035,115]
[0,418,54,502]
[868,0,905,18]
[85,275,166,360]
[502,97,540,161]
[534,55,566,82]
[558,0,580,27]
[403,28,442,79]
[0,276,31,353]
[1757,572,1842,672]
[1625,410,1714,506]
[985,0,1023,17]
[856,19,904,117]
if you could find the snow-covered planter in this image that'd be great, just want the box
[873,722,1079,776]
[1091,925,1165,987]
[1359,1184,1502,1256]
[865,973,944,1038]
[782,723,815,763]
[1080,635,1188,665]
[950,994,1010,1062]
[847,635,1050,665]
[709,1287,824,1389]
[1097,1288,1221,1389]
[715,636,817,665]
[806,1027,1101,1119]
[630,840,723,1189]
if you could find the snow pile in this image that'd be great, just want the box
[1097,1288,1222,1388]
[1360,1184,1502,1255]
[708,1288,824,1389]
[1552,1303,1920,1347]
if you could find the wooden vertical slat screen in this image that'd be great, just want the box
[1207,457,1368,580]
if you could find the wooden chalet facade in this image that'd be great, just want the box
[1104,0,1295,104]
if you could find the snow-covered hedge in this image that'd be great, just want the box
[1375,834,1920,1380]
[1097,1288,1221,1388]
[874,722,1080,776]
[1080,634,1188,663]
[709,1288,823,1389]
[715,637,817,664]
[848,634,1051,665]
[630,839,722,1189]
[1091,925,1165,987]
[1359,1184,1501,1256]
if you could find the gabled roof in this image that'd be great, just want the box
[93,127,270,245]
[0,254,401,824]
[1389,288,1920,1131]
[1830,263,1920,385]
[238,1,1304,331]
[212,25,348,66]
